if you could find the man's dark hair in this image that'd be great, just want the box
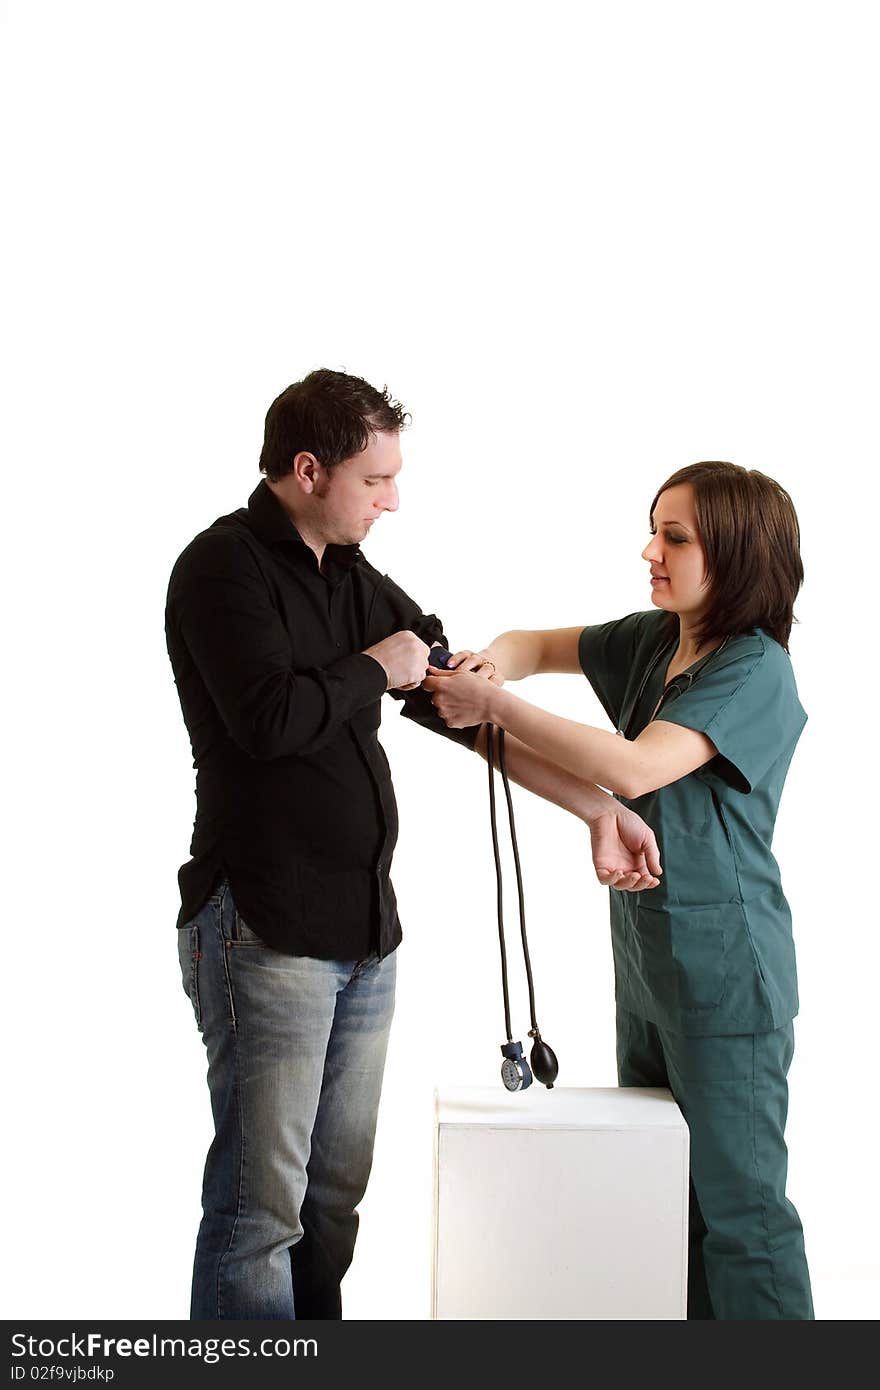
[259,369,409,481]
[650,461,804,651]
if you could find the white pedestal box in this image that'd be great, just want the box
[432,1087,689,1320]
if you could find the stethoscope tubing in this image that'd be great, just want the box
[486,722,541,1042]
[618,635,730,741]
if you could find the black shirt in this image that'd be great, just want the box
[165,479,479,959]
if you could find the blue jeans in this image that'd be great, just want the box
[177,879,396,1319]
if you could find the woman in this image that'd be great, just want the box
[425,461,812,1320]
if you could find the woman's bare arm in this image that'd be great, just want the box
[451,626,584,681]
[473,725,662,889]
[427,673,716,799]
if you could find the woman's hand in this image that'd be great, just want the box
[445,649,505,685]
[587,804,663,892]
[423,667,498,727]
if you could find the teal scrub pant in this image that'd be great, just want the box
[616,1007,814,1320]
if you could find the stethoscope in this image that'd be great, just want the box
[616,635,730,741]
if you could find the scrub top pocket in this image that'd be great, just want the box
[638,904,728,1015]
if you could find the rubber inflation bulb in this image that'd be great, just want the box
[530,1037,559,1088]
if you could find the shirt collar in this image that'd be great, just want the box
[245,479,362,573]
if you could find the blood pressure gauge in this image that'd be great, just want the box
[501,1041,533,1092]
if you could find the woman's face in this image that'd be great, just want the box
[641,483,710,621]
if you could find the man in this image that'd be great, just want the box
[166,368,661,1320]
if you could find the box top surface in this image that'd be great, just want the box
[435,1086,687,1130]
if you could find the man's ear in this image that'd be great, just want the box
[292,451,321,494]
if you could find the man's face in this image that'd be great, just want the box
[315,430,402,546]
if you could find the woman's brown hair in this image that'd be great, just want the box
[650,462,804,650]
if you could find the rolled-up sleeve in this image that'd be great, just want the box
[374,577,481,751]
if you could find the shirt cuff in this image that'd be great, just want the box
[328,651,389,710]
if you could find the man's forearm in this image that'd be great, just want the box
[474,725,615,824]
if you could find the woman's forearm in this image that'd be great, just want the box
[482,630,543,681]
[474,725,617,823]
[473,725,663,888]
[482,686,715,798]
[486,687,637,795]
[425,664,716,797]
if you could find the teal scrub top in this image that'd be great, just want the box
[579,610,807,1037]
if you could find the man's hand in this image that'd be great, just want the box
[363,631,431,691]
[587,804,663,892]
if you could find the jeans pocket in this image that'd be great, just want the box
[177,923,203,1029]
[233,909,266,947]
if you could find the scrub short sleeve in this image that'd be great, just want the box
[655,635,807,793]
[578,612,660,728]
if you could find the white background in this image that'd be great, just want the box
[4,0,878,1320]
